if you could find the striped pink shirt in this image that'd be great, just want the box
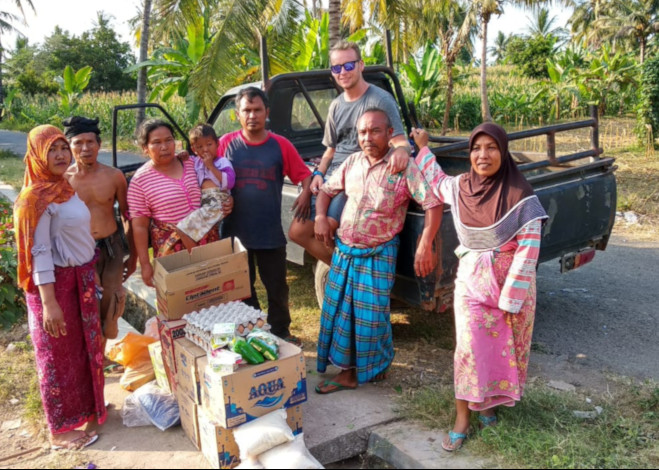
[127,159,201,224]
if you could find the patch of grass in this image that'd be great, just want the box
[399,380,659,469]
[0,149,25,191]
[0,340,44,425]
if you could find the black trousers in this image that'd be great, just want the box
[243,246,291,338]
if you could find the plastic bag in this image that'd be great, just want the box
[233,409,294,459]
[107,332,157,368]
[108,332,157,391]
[143,316,160,340]
[258,434,324,469]
[133,381,180,431]
[121,393,152,427]
[247,329,279,361]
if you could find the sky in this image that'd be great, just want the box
[3,0,574,60]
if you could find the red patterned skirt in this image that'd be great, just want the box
[26,259,106,434]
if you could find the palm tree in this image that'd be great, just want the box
[329,0,341,47]
[526,7,567,39]
[0,0,34,118]
[404,0,476,134]
[341,0,410,62]
[136,0,152,128]
[594,0,659,64]
[569,0,605,48]
[489,31,511,63]
[470,0,563,122]
[154,0,302,118]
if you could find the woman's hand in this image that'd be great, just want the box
[43,298,67,338]
[410,127,429,149]
[222,195,234,217]
[141,262,155,288]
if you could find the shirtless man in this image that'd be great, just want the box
[64,116,136,345]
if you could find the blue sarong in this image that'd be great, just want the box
[317,236,399,384]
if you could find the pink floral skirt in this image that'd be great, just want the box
[452,250,536,411]
[26,259,106,434]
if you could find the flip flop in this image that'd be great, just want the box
[315,380,357,394]
[441,431,467,452]
[478,414,498,429]
[51,433,99,451]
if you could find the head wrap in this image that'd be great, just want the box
[63,116,101,139]
[453,122,548,250]
[14,125,75,291]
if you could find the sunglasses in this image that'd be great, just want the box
[330,61,358,74]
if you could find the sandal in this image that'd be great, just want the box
[51,433,99,451]
[441,430,467,452]
[478,414,498,429]
[314,379,357,394]
[283,335,303,348]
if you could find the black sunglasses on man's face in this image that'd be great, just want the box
[330,61,358,74]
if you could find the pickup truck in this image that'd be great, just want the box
[113,63,617,313]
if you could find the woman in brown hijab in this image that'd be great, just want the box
[413,123,548,451]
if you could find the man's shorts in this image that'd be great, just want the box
[310,191,348,222]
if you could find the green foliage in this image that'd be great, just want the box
[39,13,136,92]
[637,55,659,141]
[505,34,558,78]
[55,65,93,116]
[0,198,25,329]
[400,42,443,108]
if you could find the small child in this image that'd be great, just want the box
[175,124,235,251]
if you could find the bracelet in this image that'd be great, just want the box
[312,169,325,180]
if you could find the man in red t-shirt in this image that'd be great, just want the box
[219,87,312,345]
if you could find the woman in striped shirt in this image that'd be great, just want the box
[412,123,548,452]
[127,119,221,286]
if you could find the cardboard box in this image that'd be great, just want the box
[176,389,200,450]
[157,315,187,392]
[148,341,171,393]
[201,341,307,429]
[198,405,303,469]
[175,338,208,405]
[154,238,251,320]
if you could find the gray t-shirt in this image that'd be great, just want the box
[322,85,405,174]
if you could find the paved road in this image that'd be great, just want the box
[534,232,659,380]
[0,129,144,167]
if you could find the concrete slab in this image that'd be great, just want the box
[368,422,492,469]
[302,368,400,465]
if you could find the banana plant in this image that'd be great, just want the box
[126,11,214,122]
[54,65,93,116]
[399,42,443,108]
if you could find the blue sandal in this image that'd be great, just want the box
[441,430,467,452]
[478,414,498,429]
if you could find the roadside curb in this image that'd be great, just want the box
[367,421,492,469]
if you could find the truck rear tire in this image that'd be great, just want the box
[314,261,330,309]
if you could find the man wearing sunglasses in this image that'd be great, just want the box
[288,40,411,266]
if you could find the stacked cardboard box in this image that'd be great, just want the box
[154,238,250,320]
[177,339,308,468]
[150,238,307,468]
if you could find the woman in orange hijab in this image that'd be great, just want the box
[14,125,105,450]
